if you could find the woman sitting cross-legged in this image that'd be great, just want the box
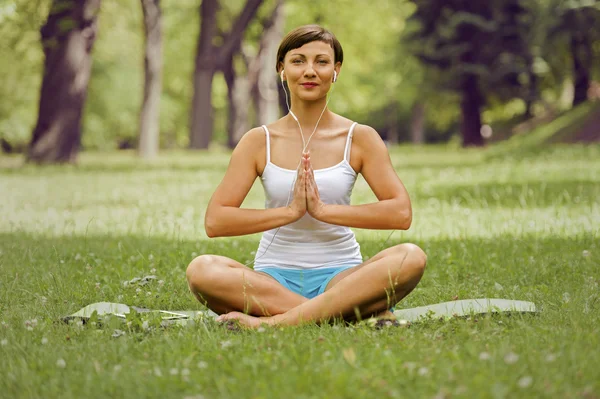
[186,24,427,328]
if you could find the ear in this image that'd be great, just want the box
[334,63,342,82]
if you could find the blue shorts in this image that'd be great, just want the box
[257,265,358,299]
[256,265,395,312]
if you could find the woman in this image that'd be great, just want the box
[186,25,427,328]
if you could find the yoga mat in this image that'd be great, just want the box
[63,298,537,325]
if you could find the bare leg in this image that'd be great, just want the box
[324,243,425,320]
[217,243,427,326]
[186,255,308,316]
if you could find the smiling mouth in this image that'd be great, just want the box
[301,83,318,87]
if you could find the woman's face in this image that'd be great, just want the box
[282,40,340,102]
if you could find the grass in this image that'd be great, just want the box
[0,144,599,398]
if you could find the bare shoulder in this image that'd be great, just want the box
[236,126,266,151]
[352,123,387,150]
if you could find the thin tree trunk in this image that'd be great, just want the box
[571,34,591,107]
[410,102,425,144]
[223,55,249,148]
[190,0,218,149]
[27,0,101,164]
[386,101,399,144]
[139,0,162,159]
[460,75,484,147]
[256,0,284,125]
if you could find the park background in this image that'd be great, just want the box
[0,0,599,398]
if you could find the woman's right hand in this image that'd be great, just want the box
[288,158,307,220]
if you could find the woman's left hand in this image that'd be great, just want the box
[304,152,327,220]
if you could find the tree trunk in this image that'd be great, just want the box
[385,101,399,144]
[189,0,264,149]
[27,0,101,164]
[460,75,484,147]
[410,102,425,144]
[190,0,218,149]
[571,34,591,107]
[223,56,250,148]
[139,0,162,159]
[524,52,537,118]
[256,0,284,125]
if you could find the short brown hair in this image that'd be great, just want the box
[275,25,343,72]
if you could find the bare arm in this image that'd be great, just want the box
[307,125,412,230]
[204,128,305,237]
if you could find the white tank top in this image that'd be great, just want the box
[253,122,363,270]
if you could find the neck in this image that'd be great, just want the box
[288,95,331,134]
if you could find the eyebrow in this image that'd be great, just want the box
[289,53,331,58]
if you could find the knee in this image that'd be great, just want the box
[394,243,427,274]
[186,255,220,292]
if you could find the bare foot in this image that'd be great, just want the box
[216,312,273,329]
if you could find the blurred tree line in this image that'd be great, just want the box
[0,0,598,163]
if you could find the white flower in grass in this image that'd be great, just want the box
[1,339,7,346]
[153,367,163,377]
[257,327,265,333]
[181,368,190,377]
[403,362,416,372]
[220,340,233,349]
[562,292,571,303]
[41,337,48,345]
[545,353,557,362]
[158,280,164,286]
[494,282,504,291]
[24,319,38,331]
[479,352,491,361]
[95,282,101,289]
[146,291,152,297]
[114,365,122,372]
[40,296,47,304]
[149,254,154,261]
[150,268,156,274]
[518,376,533,388]
[56,359,66,368]
[1,321,7,328]
[504,352,519,364]
[136,288,142,294]
[169,368,179,375]
[142,321,149,330]
[582,250,590,257]
[418,367,429,376]
[197,361,208,369]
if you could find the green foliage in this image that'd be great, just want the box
[0,0,598,151]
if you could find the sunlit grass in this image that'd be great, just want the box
[0,145,599,398]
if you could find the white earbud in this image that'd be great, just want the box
[280,70,284,82]
[333,71,337,83]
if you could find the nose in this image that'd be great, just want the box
[303,63,317,78]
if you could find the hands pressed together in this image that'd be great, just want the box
[289,151,326,221]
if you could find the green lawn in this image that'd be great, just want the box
[0,144,599,398]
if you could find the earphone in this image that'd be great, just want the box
[246,66,397,269]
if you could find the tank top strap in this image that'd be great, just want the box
[344,122,358,162]
[262,125,271,164]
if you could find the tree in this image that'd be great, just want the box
[27,0,102,163]
[225,0,284,148]
[189,0,264,149]
[138,0,162,159]
[407,0,532,146]
[551,1,600,106]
